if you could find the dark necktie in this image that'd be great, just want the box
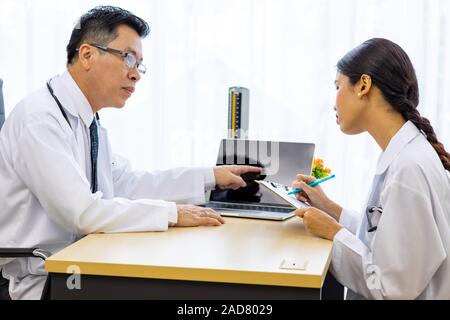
[89,116,99,193]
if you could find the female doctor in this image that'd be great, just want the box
[293,38,450,299]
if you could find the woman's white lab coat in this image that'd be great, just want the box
[330,121,450,299]
[0,71,215,299]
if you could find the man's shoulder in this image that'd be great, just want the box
[8,85,60,127]
[1,84,67,145]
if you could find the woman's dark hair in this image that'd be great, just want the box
[66,6,150,65]
[337,38,450,172]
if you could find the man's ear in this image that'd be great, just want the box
[356,74,372,98]
[77,44,95,70]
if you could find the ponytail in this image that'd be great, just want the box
[401,107,450,172]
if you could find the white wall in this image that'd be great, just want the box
[1,0,449,210]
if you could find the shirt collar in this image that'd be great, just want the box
[375,120,421,175]
[50,70,95,127]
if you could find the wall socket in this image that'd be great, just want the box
[279,259,308,270]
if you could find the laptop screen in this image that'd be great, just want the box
[209,139,315,207]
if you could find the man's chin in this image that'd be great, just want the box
[111,101,127,109]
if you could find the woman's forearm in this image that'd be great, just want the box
[324,200,343,221]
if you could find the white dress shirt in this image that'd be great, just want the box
[0,70,215,299]
[330,121,450,299]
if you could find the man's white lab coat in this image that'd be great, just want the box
[0,71,215,299]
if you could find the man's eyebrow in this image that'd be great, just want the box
[334,80,338,85]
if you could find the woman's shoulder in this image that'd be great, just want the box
[388,134,448,188]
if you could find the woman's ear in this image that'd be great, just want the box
[356,74,372,98]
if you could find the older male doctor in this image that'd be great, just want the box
[0,6,261,300]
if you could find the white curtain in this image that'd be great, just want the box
[1,0,449,210]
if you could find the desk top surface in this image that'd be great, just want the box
[45,216,333,288]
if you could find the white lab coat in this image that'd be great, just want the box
[0,71,215,299]
[330,121,450,299]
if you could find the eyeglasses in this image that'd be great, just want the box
[86,43,147,74]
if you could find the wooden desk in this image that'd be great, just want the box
[45,217,343,299]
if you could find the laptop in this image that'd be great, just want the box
[204,139,315,220]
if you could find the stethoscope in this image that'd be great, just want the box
[46,79,100,128]
[46,80,71,128]
[366,205,383,232]
[46,79,100,193]
[362,170,387,235]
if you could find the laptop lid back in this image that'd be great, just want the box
[209,139,315,207]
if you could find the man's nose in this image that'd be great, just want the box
[129,66,141,82]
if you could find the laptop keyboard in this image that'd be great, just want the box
[206,202,293,213]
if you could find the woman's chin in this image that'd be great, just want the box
[337,121,346,132]
[338,122,351,134]
[341,124,364,135]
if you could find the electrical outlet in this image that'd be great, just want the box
[279,259,308,270]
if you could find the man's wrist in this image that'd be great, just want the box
[204,167,216,190]
[168,203,178,226]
